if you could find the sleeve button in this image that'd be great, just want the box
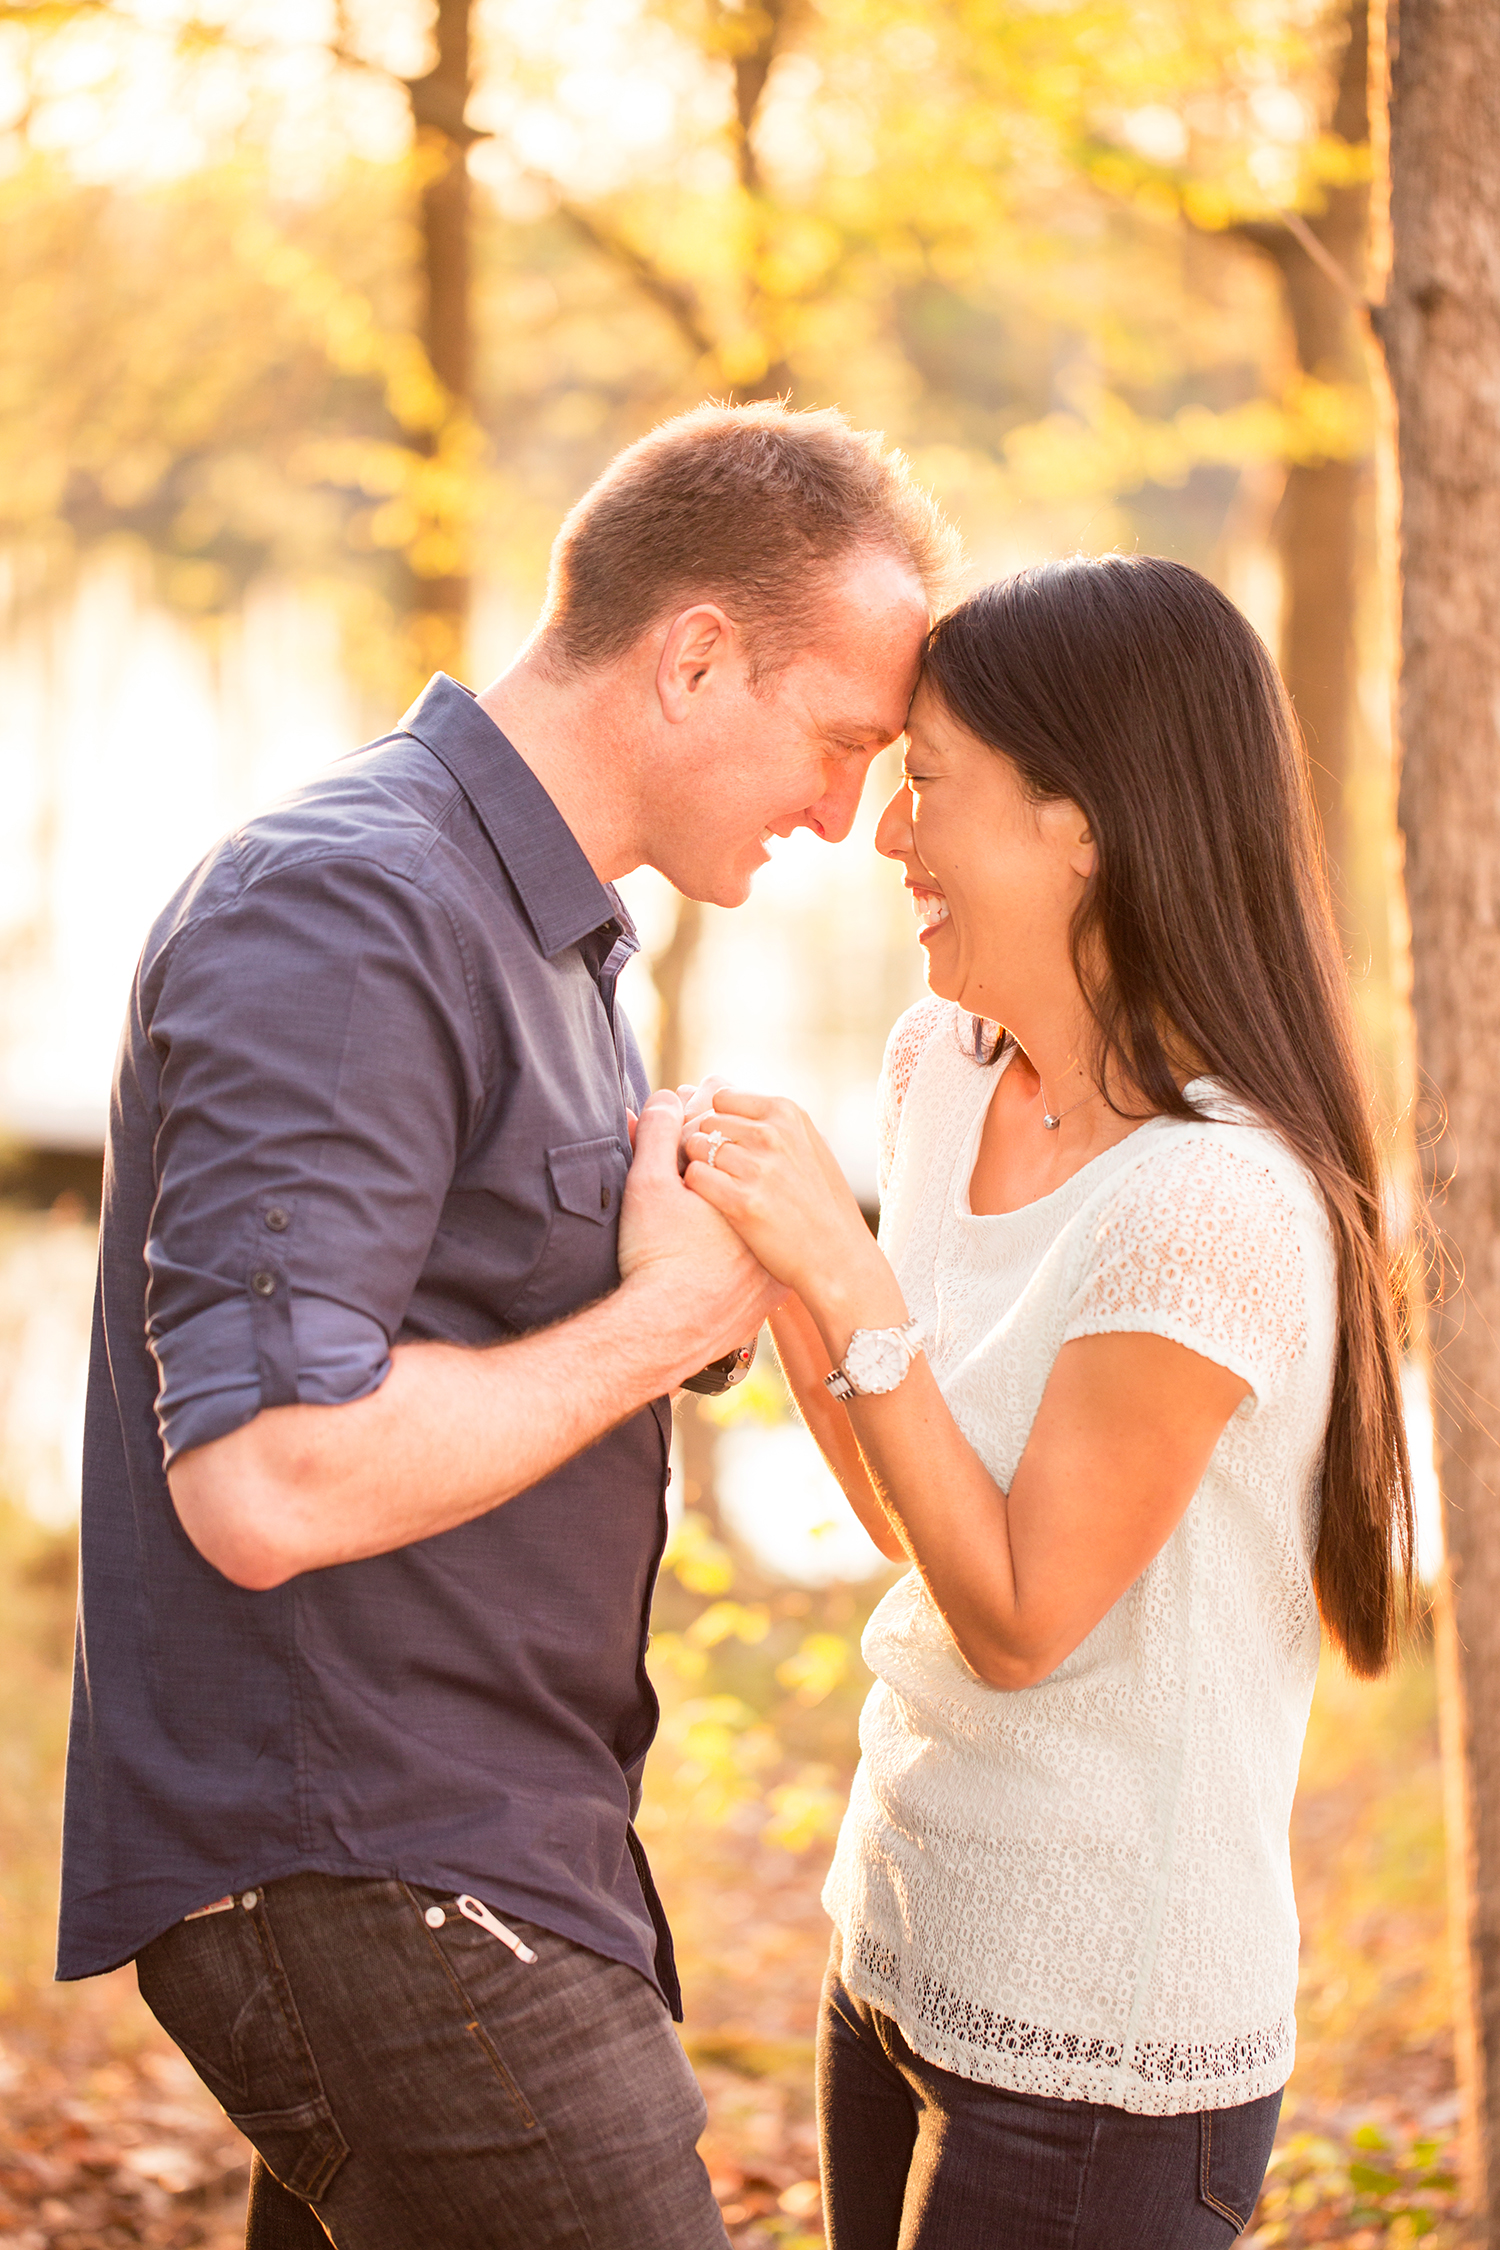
[265,1206,289,1232]
[251,1270,276,1297]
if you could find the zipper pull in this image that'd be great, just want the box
[456,1894,538,1964]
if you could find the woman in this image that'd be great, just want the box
[682,555,1413,2248]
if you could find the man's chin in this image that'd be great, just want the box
[667,857,760,910]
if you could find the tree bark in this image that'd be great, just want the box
[1241,0,1372,898]
[1378,0,1500,2227]
[403,0,476,680]
[727,0,797,400]
[650,898,704,1098]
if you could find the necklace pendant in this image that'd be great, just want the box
[1042,1111,1061,1131]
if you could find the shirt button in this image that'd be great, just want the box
[251,1270,276,1297]
[265,1206,290,1233]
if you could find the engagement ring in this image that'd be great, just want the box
[704,1130,728,1167]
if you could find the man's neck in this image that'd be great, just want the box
[476,657,644,885]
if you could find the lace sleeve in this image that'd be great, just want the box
[875,998,953,1199]
[1062,1138,1309,1402]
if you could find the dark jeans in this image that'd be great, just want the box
[817,1963,1282,2249]
[135,1872,728,2250]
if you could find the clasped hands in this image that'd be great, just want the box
[618,1076,901,1382]
[671,1075,889,1315]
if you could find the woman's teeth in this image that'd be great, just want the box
[912,889,949,930]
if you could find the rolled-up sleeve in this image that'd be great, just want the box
[144,852,481,1464]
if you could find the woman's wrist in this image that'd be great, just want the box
[800,1243,911,1366]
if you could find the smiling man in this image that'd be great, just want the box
[60,402,956,2250]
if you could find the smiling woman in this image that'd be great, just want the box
[683,553,1414,2249]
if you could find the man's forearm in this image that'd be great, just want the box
[169,1279,716,1590]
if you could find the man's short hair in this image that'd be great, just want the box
[532,400,962,687]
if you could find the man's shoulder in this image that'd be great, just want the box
[146,733,465,954]
[232,731,459,890]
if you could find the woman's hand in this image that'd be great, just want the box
[683,1090,904,1352]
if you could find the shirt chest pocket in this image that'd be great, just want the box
[505,1136,629,1331]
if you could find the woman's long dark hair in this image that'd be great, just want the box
[924,555,1413,1677]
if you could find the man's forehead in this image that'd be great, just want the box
[818,551,928,643]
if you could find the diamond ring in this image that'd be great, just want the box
[704,1130,728,1168]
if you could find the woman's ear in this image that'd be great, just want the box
[1039,797,1097,882]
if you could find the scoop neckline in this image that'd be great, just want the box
[953,1056,1215,1225]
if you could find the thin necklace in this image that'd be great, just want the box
[1039,1079,1095,1132]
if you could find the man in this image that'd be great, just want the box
[60,400,955,2249]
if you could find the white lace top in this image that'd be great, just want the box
[823,998,1336,2116]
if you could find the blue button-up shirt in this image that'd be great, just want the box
[59,676,679,2011]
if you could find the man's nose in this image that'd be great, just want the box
[806,757,874,845]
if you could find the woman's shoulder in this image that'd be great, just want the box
[880,995,971,1089]
[1110,1091,1328,1232]
[1062,1100,1335,1405]
[1081,1102,1332,1286]
[876,998,980,1195]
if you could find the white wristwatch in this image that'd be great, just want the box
[824,1318,925,1402]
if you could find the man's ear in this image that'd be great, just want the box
[656,604,734,724]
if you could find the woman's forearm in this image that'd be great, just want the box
[840,1365,1033,1680]
[682,1098,1250,1691]
[770,1297,907,1562]
[790,1269,1067,1684]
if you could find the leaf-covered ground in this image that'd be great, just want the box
[0,1490,1464,2248]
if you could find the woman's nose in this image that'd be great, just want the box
[874,782,913,859]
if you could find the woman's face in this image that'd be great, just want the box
[876,678,1097,1026]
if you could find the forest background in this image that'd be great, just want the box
[0,0,1476,2243]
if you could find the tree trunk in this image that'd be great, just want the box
[403,0,475,681]
[650,897,704,1096]
[1276,450,1366,897]
[1378,0,1500,2228]
[729,0,796,400]
[1244,0,1372,899]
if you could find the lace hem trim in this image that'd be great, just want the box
[850,1927,1295,2091]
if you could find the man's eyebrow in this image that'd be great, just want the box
[826,718,904,746]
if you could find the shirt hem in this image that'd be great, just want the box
[833,1935,1295,2119]
[57,1852,666,2007]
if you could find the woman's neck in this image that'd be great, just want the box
[967,1037,1155,1218]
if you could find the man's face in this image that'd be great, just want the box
[646,548,931,906]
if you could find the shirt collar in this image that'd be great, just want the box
[398,673,636,963]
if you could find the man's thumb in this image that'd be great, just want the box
[630,1088,685,1178]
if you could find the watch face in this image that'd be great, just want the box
[846,1328,909,1394]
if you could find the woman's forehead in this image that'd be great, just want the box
[906,684,970,757]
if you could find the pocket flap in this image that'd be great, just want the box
[546,1137,625,1224]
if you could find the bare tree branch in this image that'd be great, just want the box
[555,196,718,364]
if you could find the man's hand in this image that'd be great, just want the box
[619,1091,786,1358]
[167,1092,782,1592]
